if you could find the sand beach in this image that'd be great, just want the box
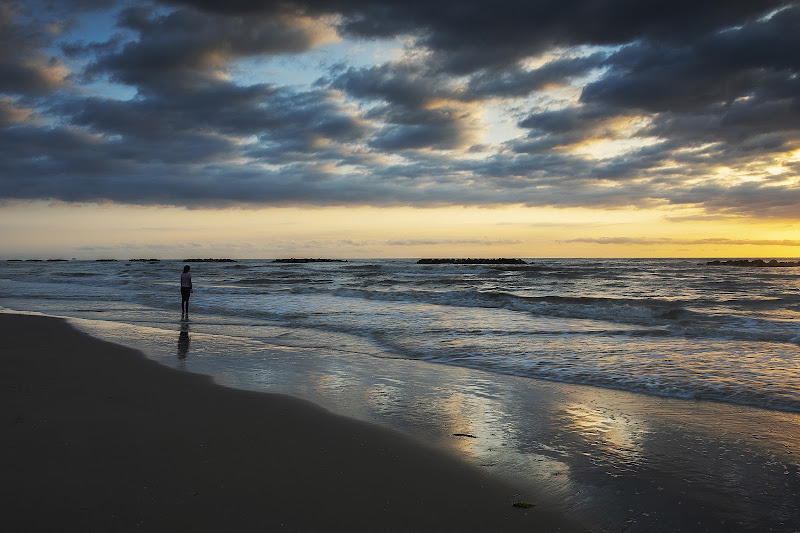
[1,313,577,531]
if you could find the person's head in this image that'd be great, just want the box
[183,265,190,272]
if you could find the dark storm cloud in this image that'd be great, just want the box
[84,4,332,91]
[58,81,367,145]
[0,2,70,95]
[669,181,800,219]
[581,4,800,113]
[513,103,641,155]
[330,63,443,107]
[464,53,608,99]
[517,7,800,145]
[0,97,33,126]
[169,0,786,72]
[1,0,798,217]
[329,63,483,150]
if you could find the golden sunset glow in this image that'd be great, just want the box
[2,201,798,259]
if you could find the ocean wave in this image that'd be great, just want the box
[414,348,800,413]
[238,277,332,285]
[320,286,687,321]
[54,272,104,278]
[283,285,800,345]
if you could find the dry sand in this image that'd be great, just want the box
[1,313,580,531]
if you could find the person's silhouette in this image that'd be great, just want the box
[180,265,192,316]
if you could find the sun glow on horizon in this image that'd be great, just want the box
[1,201,798,260]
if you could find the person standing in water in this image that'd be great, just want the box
[180,265,192,317]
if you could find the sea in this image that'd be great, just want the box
[2,257,799,531]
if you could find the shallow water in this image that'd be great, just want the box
[2,258,800,530]
[4,258,800,411]
[49,315,799,532]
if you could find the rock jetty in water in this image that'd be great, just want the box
[706,259,800,267]
[417,258,527,265]
[182,258,237,263]
[272,258,347,263]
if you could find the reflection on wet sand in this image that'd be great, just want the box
[177,321,190,360]
[69,317,800,532]
[436,388,507,458]
[560,398,648,470]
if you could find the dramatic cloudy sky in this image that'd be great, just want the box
[1,0,799,258]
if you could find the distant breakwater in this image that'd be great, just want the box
[706,259,800,267]
[182,258,237,263]
[272,258,347,263]
[417,258,527,265]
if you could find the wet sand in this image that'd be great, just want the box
[103,313,798,532]
[0,314,579,531]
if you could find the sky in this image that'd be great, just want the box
[1,0,799,259]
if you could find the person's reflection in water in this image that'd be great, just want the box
[177,321,190,362]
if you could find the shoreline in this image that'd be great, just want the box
[3,256,800,531]
[1,313,580,531]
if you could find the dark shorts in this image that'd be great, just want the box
[181,287,192,301]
